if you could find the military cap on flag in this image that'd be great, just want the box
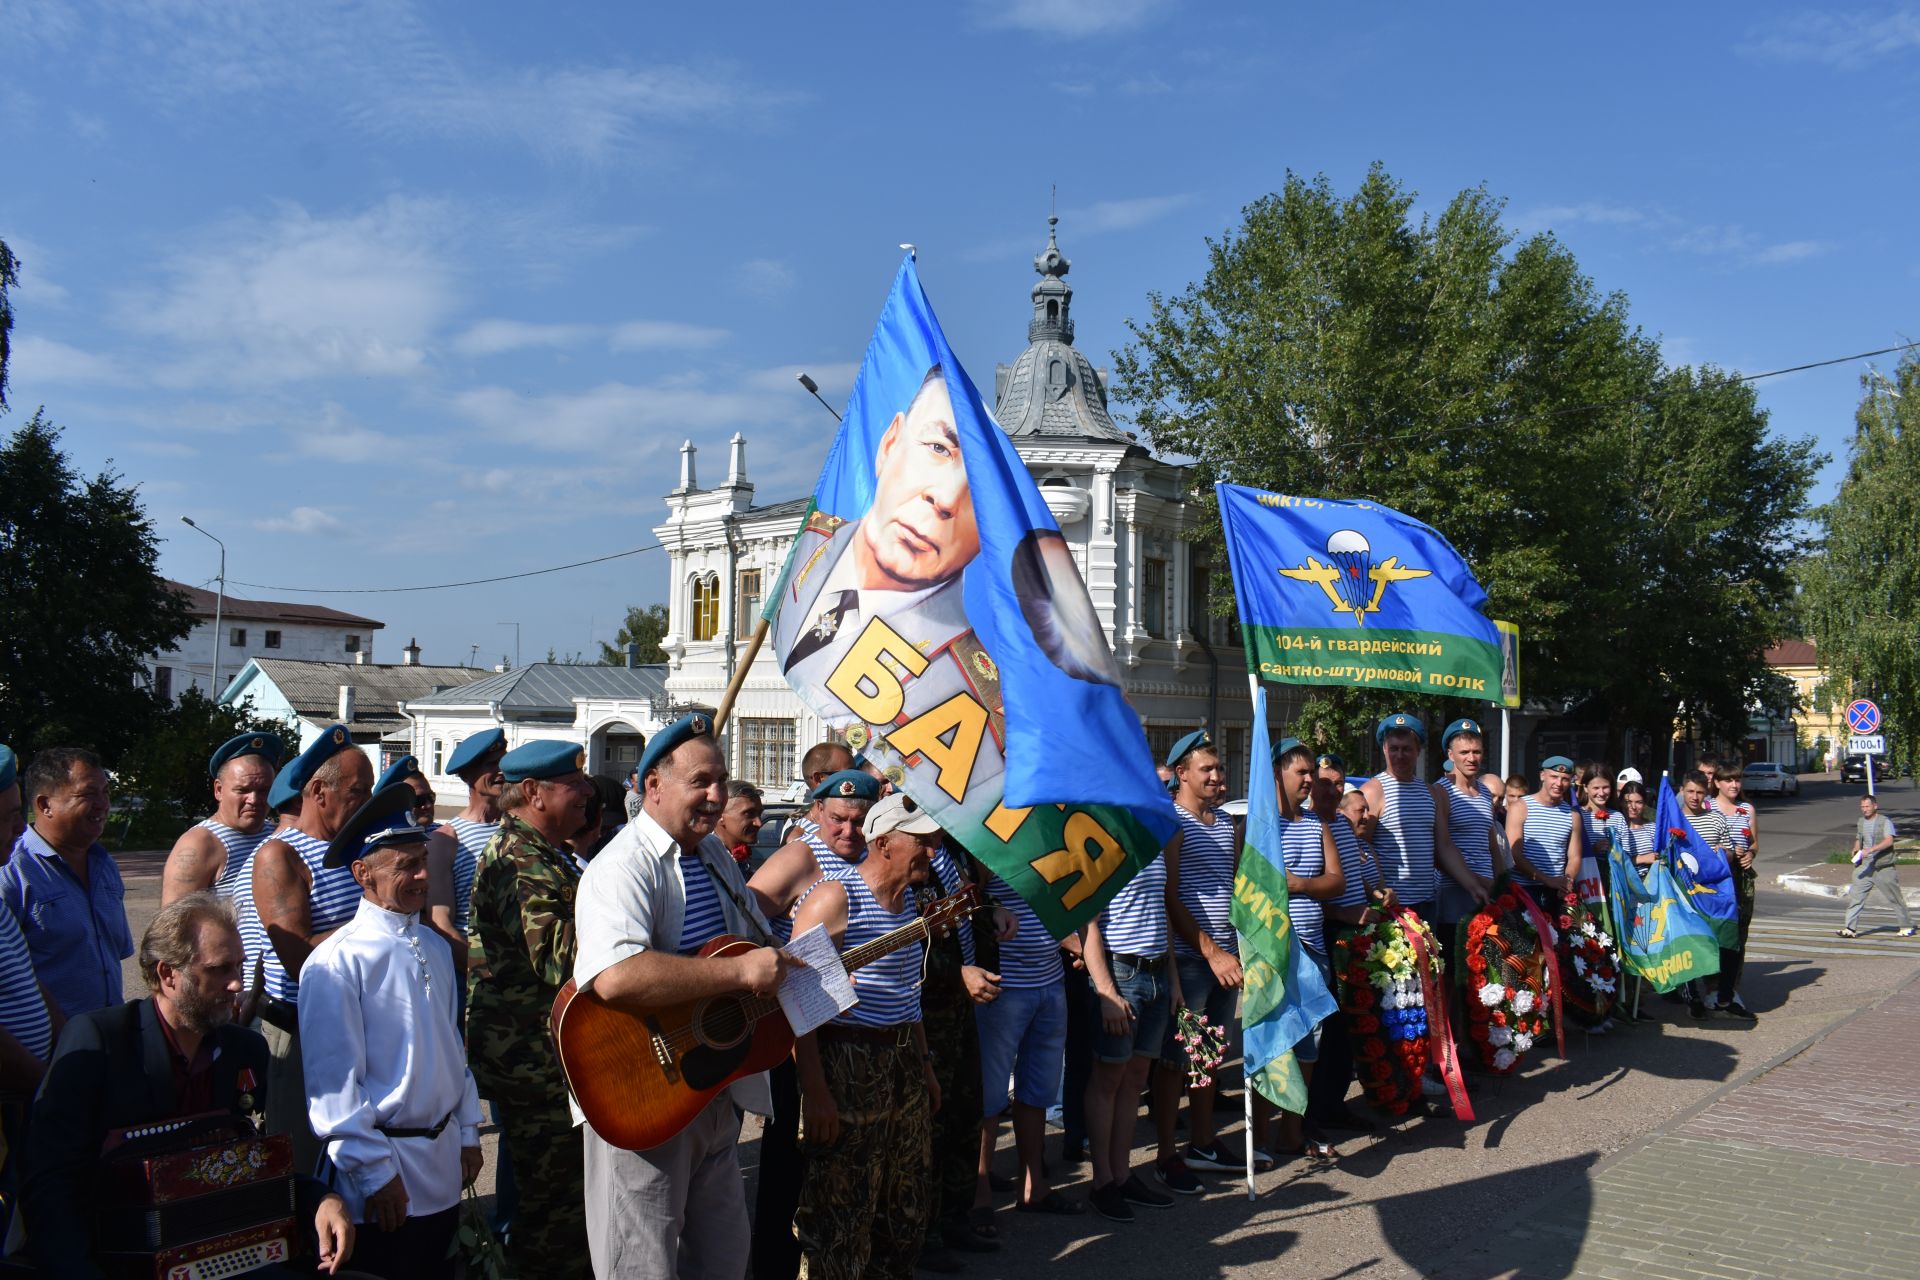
[372,754,427,795]
[445,728,507,778]
[1440,718,1483,749]
[323,783,429,869]
[279,724,358,799]
[809,769,881,803]
[501,740,587,784]
[637,713,712,780]
[0,745,16,791]
[1165,729,1213,769]
[1270,736,1311,766]
[209,731,285,778]
[1374,712,1427,746]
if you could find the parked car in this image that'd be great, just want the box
[1740,761,1799,797]
[1841,753,1875,784]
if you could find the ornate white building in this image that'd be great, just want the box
[653,223,1273,795]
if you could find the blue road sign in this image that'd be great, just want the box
[1846,699,1882,736]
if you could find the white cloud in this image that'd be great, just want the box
[1738,11,1920,69]
[1668,223,1836,267]
[257,505,343,534]
[453,378,782,453]
[451,319,598,357]
[734,258,796,299]
[610,320,730,351]
[0,231,71,305]
[1512,203,1648,234]
[974,0,1170,37]
[1749,239,1835,266]
[1076,194,1196,233]
[9,335,121,384]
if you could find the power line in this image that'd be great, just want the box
[230,541,663,595]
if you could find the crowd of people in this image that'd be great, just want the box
[0,710,1797,1279]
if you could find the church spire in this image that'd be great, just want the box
[1029,215,1073,345]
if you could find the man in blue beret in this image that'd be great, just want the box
[1315,752,1347,796]
[440,728,508,970]
[779,741,856,846]
[244,724,372,1174]
[161,731,284,909]
[1361,713,1439,922]
[575,713,787,1277]
[467,740,593,1278]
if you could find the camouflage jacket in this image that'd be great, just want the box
[465,812,579,1104]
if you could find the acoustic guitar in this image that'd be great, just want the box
[552,884,978,1151]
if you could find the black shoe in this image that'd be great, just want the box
[1120,1173,1175,1209]
[1716,1001,1757,1022]
[1090,1182,1135,1223]
[1689,1000,1710,1020]
[1154,1157,1202,1196]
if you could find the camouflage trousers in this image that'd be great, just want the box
[920,973,982,1242]
[497,1093,589,1279]
[795,1036,932,1280]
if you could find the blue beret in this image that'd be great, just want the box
[446,728,507,778]
[268,770,300,812]
[1441,718,1483,749]
[501,739,587,783]
[209,731,284,779]
[1375,713,1426,746]
[1271,736,1310,766]
[1315,752,1346,772]
[637,712,713,780]
[1540,755,1576,775]
[323,783,429,869]
[1166,729,1213,768]
[373,754,426,794]
[280,724,358,800]
[1164,773,1179,795]
[809,769,881,803]
[0,745,15,791]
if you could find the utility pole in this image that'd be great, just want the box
[180,517,227,697]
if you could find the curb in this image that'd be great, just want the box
[1775,870,1920,909]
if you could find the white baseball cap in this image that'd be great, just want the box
[1616,767,1644,789]
[862,792,942,842]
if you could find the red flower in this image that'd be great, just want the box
[1595,808,1611,820]
[1557,915,1574,930]
[1668,827,1687,840]
[1368,1061,1392,1082]
[1359,1039,1386,1060]
[1350,988,1376,1010]
[1352,1014,1380,1035]
[1492,1011,1507,1026]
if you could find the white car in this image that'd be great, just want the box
[1741,761,1800,797]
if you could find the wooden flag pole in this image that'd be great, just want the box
[712,617,770,734]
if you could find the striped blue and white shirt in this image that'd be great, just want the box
[444,818,498,934]
[928,845,976,967]
[1279,816,1328,953]
[1329,817,1373,910]
[1516,796,1576,885]
[986,874,1062,990]
[196,818,276,898]
[677,856,731,955]
[1372,773,1437,905]
[833,870,924,1028]
[1172,804,1238,958]
[0,905,50,1059]
[1717,802,1755,858]
[1440,777,1497,881]
[241,829,363,1005]
[1098,852,1167,958]
[1621,821,1659,862]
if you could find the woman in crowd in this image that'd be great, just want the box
[1616,781,1659,870]
[1575,763,1628,897]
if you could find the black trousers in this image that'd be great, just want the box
[752,1058,805,1280]
[349,1205,458,1280]
[1060,964,1093,1153]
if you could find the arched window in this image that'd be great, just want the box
[691,575,720,642]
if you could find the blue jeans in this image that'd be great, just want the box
[976,982,1067,1113]
[1090,956,1173,1063]
[1166,951,1239,1064]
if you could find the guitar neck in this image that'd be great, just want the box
[840,899,946,973]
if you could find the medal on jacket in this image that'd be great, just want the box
[236,1066,259,1115]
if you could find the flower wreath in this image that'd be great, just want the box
[1332,912,1444,1115]
[1463,880,1551,1074]
[1556,890,1620,1025]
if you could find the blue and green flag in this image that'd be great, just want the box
[1216,482,1510,703]
[1654,778,1741,950]
[1606,832,1721,992]
[763,255,1176,937]
[1233,687,1337,1114]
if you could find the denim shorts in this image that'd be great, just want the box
[1089,956,1173,1064]
[1166,951,1240,1063]
[976,981,1067,1114]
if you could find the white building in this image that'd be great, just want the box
[401,661,673,807]
[151,579,385,703]
[653,222,1269,793]
[219,652,490,773]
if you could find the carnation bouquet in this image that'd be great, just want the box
[1332,912,1445,1115]
[1463,882,1552,1074]
[1170,1004,1228,1089]
[1556,890,1620,1026]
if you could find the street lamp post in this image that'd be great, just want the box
[180,517,227,697]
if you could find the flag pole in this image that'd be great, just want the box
[1245,669,1261,1202]
[712,618,769,733]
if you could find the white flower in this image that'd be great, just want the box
[1488,1025,1512,1046]
[1478,982,1507,1008]
[1512,990,1537,1015]
[1493,1048,1516,1070]
[1573,955,1589,977]
[1513,1032,1535,1052]
[1593,977,1616,994]
[1370,967,1394,990]
[1598,933,1613,949]
[1582,921,1598,938]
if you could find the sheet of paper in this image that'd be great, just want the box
[777,924,857,1036]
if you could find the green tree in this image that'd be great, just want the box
[0,411,194,759]
[1800,357,1920,774]
[1113,165,1818,758]
[0,238,19,410]
[598,602,669,665]
[111,688,288,841]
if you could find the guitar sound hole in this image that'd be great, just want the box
[692,996,750,1050]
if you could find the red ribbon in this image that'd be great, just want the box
[1393,907,1474,1124]
[1512,890,1568,1060]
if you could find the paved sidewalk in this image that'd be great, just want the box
[1437,974,1920,1280]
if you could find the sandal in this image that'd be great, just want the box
[963,1206,1000,1243]
[1015,1190,1085,1216]
[1837,927,1860,939]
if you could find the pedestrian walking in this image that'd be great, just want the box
[1839,794,1916,938]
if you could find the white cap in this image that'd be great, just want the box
[862,792,942,842]
[1616,767,1644,789]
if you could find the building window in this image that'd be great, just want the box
[735,569,763,640]
[264,630,281,649]
[737,717,797,788]
[1142,558,1167,638]
[153,665,173,700]
[229,626,247,646]
[431,739,445,775]
[691,576,720,642]
[345,634,360,653]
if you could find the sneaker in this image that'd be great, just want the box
[1089,1182,1134,1224]
[1181,1141,1238,1171]
[1154,1156,1202,1195]
[1717,1002,1758,1022]
[1421,1075,1447,1098]
[1120,1173,1175,1209]
[1900,928,1918,938]
[1588,1020,1612,1036]
[1689,1000,1710,1020]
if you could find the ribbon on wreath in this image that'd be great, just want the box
[1392,906,1474,1123]
[1511,889,1567,1060]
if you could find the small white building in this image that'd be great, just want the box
[401,661,673,807]
[219,653,491,772]
[653,223,1269,793]
[151,580,385,703]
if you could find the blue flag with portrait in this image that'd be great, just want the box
[763,255,1176,936]
[1653,778,1741,950]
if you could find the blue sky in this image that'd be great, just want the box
[5,2,1916,668]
